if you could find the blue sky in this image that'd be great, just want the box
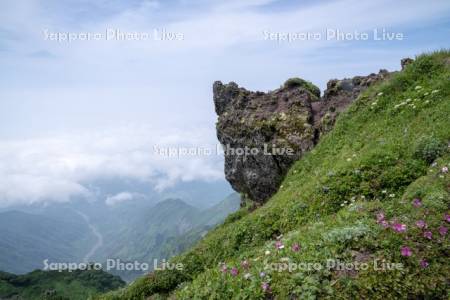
[0,0,449,206]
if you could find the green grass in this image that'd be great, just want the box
[0,269,125,300]
[284,77,321,99]
[98,50,450,299]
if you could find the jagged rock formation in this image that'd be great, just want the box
[214,63,403,203]
[214,80,317,204]
[314,69,390,136]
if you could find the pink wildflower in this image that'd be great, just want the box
[376,212,385,222]
[392,222,407,233]
[442,166,449,173]
[261,282,271,293]
[420,259,429,268]
[381,220,389,228]
[444,213,450,223]
[275,240,284,250]
[230,267,239,277]
[220,264,228,273]
[423,231,432,240]
[415,220,427,229]
[291,243,301,252]
[412,198,422,208]
[400,246,412,257]
[438,226,448,236]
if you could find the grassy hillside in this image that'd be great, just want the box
[0,269,125,300]
[98,51,450,299]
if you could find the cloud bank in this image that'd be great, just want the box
[0,125,224,207]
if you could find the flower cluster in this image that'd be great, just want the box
[375,212,406,233]
[393,88,440,111]
[218,240,302,293]
[375,197,448,267]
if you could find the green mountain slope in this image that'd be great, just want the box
[0,269,125,300]
[0,211,93,274]
[99,195,240,282]
[98,51,450,299]
[158,193,241,258]
[101,199,200,262]
[100,195,239,262]
[195,193,241,227]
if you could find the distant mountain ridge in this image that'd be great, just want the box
[99,193,240,281]
[0,210,93,274]
[0,193,240,283]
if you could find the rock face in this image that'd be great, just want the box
[314,69,390,137]
[214,80,317,203]
[401,58,414,70]
[214,69,392,203]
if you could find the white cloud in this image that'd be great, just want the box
[105,191,141,206]
[0,124,224,207]
[0,174,89,207]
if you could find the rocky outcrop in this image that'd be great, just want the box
[213,80,317,204]
[401,58,413,70]
[214,66,396,203]
[314,69,390,137]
